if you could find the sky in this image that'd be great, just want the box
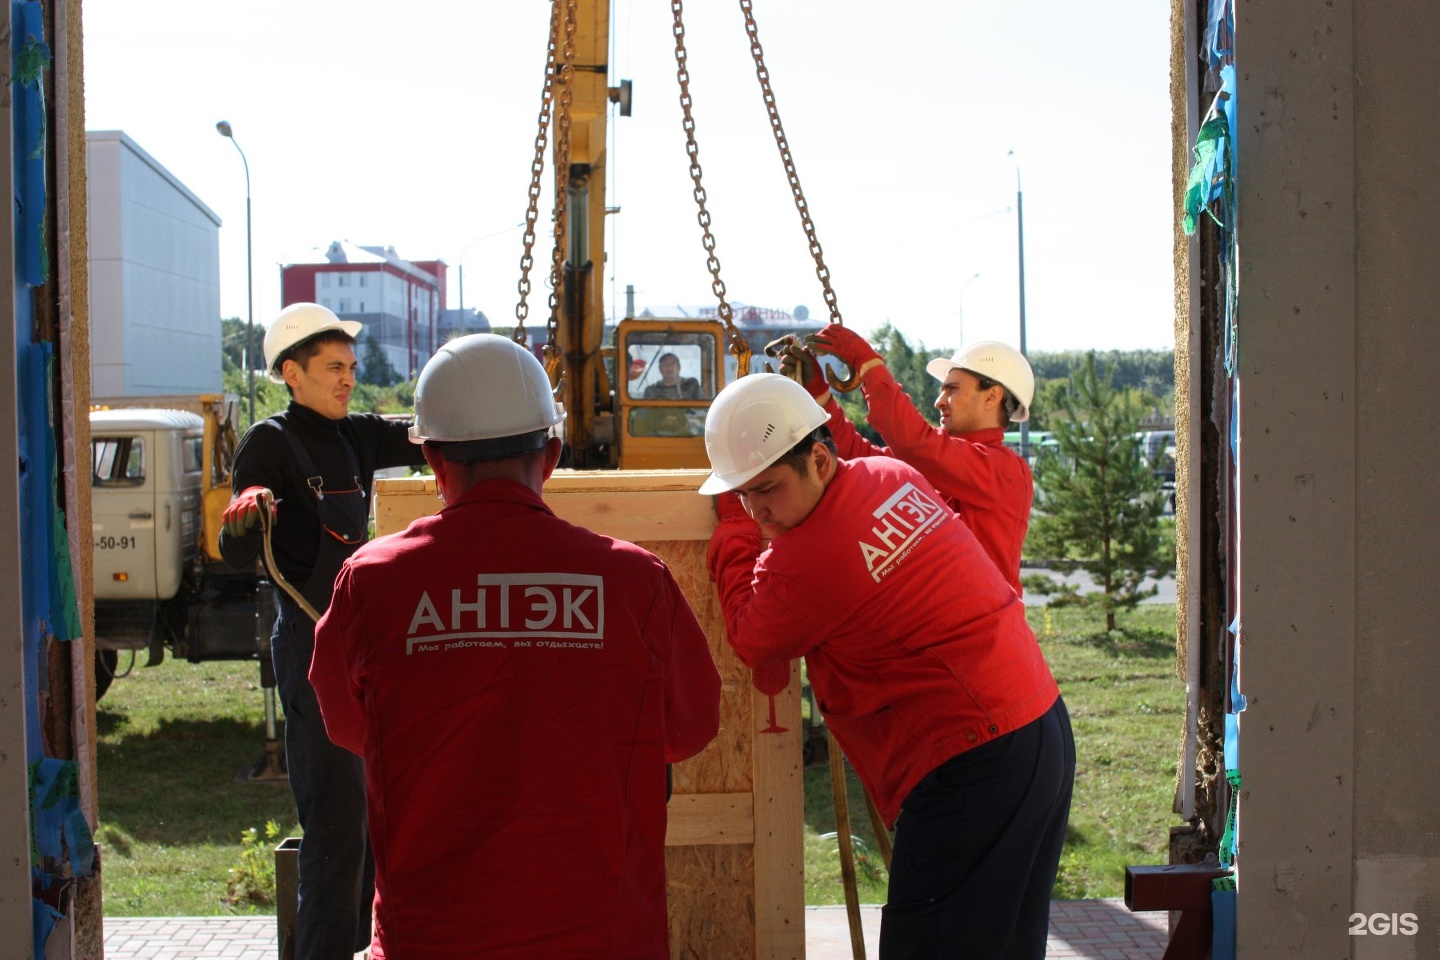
[81,0,1176,356]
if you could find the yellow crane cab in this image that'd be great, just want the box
[613,317,731,470]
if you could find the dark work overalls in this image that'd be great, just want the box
[272,429,375,960]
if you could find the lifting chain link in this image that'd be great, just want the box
[544,0,578,393]
[513,0,564,349]
[738,0,861,391]
[671,0,751,378]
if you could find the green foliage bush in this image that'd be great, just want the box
[225,820,282,909]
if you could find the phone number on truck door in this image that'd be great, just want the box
[94,536,137,550]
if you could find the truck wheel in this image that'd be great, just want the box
[95,649,119,701]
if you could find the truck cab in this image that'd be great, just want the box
[89,396,263,698]
[91,409,204,609]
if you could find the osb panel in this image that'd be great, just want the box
[642,538,754,796]
[667,844,757,960]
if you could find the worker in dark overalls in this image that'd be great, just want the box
[220,302,425,960]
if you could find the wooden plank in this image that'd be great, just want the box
[752,664,806,960]
[665,793,754,846]
[374,469,716,541]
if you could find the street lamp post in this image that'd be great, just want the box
[217,121,284,782]
[216,121,256,426]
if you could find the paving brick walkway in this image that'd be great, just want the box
[103,899,1168,958]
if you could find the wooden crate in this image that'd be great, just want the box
[374,470,805,959]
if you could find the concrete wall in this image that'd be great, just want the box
[86,131,222,397]
[1234,0,1440,955]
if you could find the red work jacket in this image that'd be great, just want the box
[313,479,721,960]
[708,457,1057,826]
[823,367,1032,593]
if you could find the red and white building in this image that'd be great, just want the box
[281,241,451,380]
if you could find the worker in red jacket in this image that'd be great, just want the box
[312,334,722,960]
[702,373,1073,959]
[772,326,1035,593]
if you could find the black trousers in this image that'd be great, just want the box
[273,602,375,960]
[880,697,1075,960]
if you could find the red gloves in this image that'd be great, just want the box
[713,491,752,524]
[766,335,830,400]
[806,324,883,381]
[222,486,275,538]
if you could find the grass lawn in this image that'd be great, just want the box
[95,603,1182,915]
[95,656,299,915]
[799,602,1185,905]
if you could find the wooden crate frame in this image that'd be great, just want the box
[374,470,805,959]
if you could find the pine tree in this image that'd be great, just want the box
[1026,352,1174,631]
[361,334,399,388]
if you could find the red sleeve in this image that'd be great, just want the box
[310,565,366,756]
[706,520,820,667]
[655,568,722,763]
[860,368,1027,511]
[822,394,894,461]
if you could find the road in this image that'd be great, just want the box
[1019,566,1176,606]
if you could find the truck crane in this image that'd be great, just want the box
[512,1,821,471]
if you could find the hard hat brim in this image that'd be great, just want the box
[925,356,963,383]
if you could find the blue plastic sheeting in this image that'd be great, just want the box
[1211,886,1238,960]
[1203,0,1234,73]
[12,4,93,955]
[18,344,49,752]
[1184,0,1244,905]
[45,349,81,642]
[1181,64,1238,376]
[30,758,95,881]
[13,0,51,286]
[19,340,94,955]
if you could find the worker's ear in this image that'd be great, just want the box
[812,442,837,484]
[421,444,450,502]
[281,358,302,390]
[540,436,564,481]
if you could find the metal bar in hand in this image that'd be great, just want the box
[258,494,321,622]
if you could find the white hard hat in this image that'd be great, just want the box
[699,373,830,495]
[409,334,565,461]
[925,340,1035,423]
[263,302,362,383]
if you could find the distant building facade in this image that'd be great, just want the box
[282,243,479,380]
[636,301,811,360]
[86,131,223,397]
